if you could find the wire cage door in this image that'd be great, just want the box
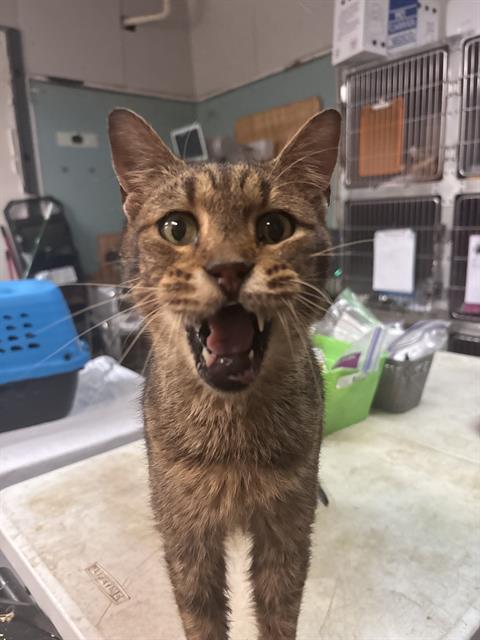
[345,48,448,187]
[459,36,480,178]
[341,197,443,307]
[449,194,480,319]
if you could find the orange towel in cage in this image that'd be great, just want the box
[359,98,405,177]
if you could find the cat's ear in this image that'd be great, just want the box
[272,109,341,197]
[108,108,183,197]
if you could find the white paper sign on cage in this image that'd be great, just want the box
[373,228,416,295]
[464,234,480,305]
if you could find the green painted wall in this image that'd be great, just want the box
[30,54,336,274]
[30,80,196,274]
[196,54,337,139]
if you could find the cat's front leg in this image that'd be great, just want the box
[163,527,229,640]
[249,495,316,640]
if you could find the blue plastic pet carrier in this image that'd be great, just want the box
[0,279,90,430]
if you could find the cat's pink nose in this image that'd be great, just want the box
[205,261,253,300]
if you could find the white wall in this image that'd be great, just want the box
[0,0,335,100]
[188,0,335,99]
[0,0,18,28]
[0,0,194,99]
[122,0,193,97]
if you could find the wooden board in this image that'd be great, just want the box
[359,97,405,177]
[235,96,322,154]
[96,233,122,284]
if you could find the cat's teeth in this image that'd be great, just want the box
[248,349,254,363]
[256,315,265,333]
[202,347,216,367]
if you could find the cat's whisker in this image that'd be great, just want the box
[283,301,318,382]
[292,278,333,307]
[141,344,154,378]
[295,294,364,332]
[295,294,329,318]
[118,307,158,367]
[54,281,127,289]
[33,308,132,368]
[162,314,184,382]
[35,295,157,367]
[272,178,332,193]
[270,146,340,183]
[295,291,327,311]
[309,238,374,258]
[277,309,296,362]
[35,292,134,335]
[127,285,162,294]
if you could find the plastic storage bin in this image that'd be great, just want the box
[312,335,385,436]
[373,353,434,413]
[0,280,90,431]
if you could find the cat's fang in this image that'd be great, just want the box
[248,350,254,363]
[202,347,216,367]
[256,315,265,333]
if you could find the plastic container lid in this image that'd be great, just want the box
[0,280,90,385]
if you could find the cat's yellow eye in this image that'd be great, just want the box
[158,211,198,246]
[256,211,295,245]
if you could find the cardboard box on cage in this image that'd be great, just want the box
[332,0,389,66]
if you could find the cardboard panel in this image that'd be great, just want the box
[235,96,322,154]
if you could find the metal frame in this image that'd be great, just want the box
[449,193,480,319]
[170,122,208,162]
[1,27,39,195]
[342,196,443,309]
[345,47,448,188]
[458,35,480,178]
[334,35,480,346]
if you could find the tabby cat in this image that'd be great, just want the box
[108,108,341,640]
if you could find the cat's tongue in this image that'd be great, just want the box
[206,305,255,356]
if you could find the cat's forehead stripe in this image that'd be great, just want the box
[205,167,218,190]
[259,178,270,209]
[238,168,249,191]
[184,176,196,207]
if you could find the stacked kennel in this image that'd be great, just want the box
[336,33,480,355]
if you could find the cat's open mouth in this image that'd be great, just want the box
[187,304,271,392]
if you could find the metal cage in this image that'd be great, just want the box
[345,48,448,187]
[342,197,443,306]
[459,36,480,178]
[449,194,480,319]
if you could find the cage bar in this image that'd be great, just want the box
[459,36,480,178]
[449,194,480,319]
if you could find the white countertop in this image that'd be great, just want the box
[0,351,479,640]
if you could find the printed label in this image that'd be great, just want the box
[388,0,417,48]
[86,563,131,604]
